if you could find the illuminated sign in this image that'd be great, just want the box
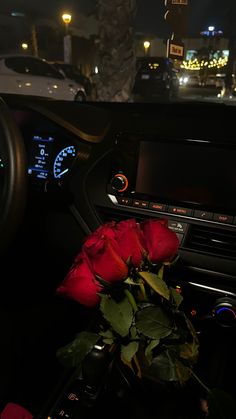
[167,39,185,59]
[200,29,223,37]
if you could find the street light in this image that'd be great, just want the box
[208,26,215,32]
[143,41,151,56]
[62,13,72,64]
[21,42,28,51]
[62,13,72,34]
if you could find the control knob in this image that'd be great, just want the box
[213,297,236,327]
[110,173,128,193]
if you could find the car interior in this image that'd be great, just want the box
[0,90,236,418]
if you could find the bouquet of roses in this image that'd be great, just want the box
[56,217,200,385]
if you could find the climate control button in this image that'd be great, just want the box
[110,174,128,192]
[213,297,236,327]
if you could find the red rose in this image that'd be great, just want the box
[114,219,146,267]
[81,221,116,246]
[140,219,179,263]
[56,252,102,307]
[83,230,128,283]
[1,403,32,419]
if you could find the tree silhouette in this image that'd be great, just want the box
[95,0,137,102]
[219,6,236,96]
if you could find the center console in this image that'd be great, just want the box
[106,132,236,264]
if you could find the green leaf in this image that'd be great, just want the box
[99,329,114,339]
[145,349,179,382]
[175,312,199,345]
[124,277,139,286]
[144,349,192,384]
[136,306,173,340]
[126,256,132,268]
[99,329,115,345]
[145,339,160,364]
[103,338,114,345]
[207,388,236,419]
[175,360,192,384]
[179,340,199,363]
[100,294,133,337]
[56,331,100,368]
[164,331,181,344]
[130,325,139,339]
[139,269,170,300]
[185,316,199,341]
[170,287,184,308]
[121,341,139,363]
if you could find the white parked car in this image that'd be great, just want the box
[0,55,86,101]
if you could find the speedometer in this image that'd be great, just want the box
[53,146,76,179]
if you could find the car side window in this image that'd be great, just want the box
[5,57,64,79]
[28,59,65,79]
[5,57,29,74]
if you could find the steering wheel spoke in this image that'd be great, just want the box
[0,98,27,253]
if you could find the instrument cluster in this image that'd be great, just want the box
[27,132,85,183]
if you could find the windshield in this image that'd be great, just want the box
[0,0,235,104]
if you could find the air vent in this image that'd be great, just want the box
[185,224,236,259]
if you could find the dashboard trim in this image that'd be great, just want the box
[19,102,111,143]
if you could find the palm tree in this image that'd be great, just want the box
[221,10,236,97]
[95,0,137,102]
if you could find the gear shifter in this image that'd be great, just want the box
[80,344,112,407]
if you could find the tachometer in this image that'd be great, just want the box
[53,146,76,179]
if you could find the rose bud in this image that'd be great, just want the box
[57,252,102,307]
[140,219,179,263]
[114,218,147,267]
[83,232,128,283]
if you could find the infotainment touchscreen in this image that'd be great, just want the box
[112,134,236,214]
[135,140,236,212]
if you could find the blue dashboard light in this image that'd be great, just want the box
[53,146,76,179]
[216,307,236,319]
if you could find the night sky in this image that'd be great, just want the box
[1,0,236,36]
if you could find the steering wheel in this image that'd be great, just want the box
[0,98,27,253]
